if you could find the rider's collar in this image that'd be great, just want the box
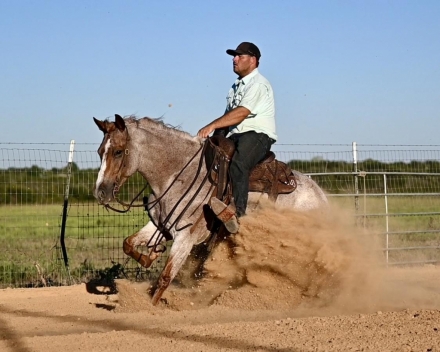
[236,68,259,86]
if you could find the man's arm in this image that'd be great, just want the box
[197,106,250,138]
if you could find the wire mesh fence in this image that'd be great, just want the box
[0,142,162,288]
[1,142,440,288]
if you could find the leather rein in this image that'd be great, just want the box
[103,136,218,251]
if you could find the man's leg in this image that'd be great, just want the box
[229,132,273,217]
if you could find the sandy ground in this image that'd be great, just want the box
[1,202,440,351]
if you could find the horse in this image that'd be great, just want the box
[93,114,328,305]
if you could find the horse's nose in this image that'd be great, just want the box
[95,187,110,204]
[97,189,106,202]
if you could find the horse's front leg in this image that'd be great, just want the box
[123,221,167,268]
[151,231,195,305]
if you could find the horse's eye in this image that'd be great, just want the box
[114,150,123,157]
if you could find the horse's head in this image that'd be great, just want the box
[93,114,137,205]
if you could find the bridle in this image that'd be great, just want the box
[100,129,139,212]
[104,137,209,215]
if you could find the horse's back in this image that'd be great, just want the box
[278,170,327,209]
[248,170,327,211]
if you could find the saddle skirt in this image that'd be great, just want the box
[205,136,297,202]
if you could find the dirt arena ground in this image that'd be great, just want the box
[1,202,440,351]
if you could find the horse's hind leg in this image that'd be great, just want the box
[151,232,194,305]
[123,221,167,268]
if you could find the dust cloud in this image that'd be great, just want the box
[116,199,440,315]
[201,199,382,313]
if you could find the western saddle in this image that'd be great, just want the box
[205,135,297,204]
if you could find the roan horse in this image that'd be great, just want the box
[93,114,327,305]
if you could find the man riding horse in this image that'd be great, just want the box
[198,42,277,234]
[93,43,327,305]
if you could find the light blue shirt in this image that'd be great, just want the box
[226,68,277,141]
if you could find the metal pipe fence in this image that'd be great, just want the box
[1,142,440,288]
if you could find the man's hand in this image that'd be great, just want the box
[197,107,250,138]
[197,124,215,138]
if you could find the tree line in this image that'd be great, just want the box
[1,159,440,204]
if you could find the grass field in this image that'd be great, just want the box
[0,202,162,288]
[330,195,440,263]
[1,195,440,288]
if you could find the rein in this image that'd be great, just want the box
[104,183,150,213]
[145,139,220,251]
[104,137,218,252]
[105,140,206,213]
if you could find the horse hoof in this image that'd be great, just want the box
[210,198,239,234]
[139,254,153,268]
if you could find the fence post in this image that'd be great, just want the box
[384,174,389,265]
[60,140,75,284]
[352,142,359,213]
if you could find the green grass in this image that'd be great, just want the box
[0,202,161,288]
[1,195,440,287]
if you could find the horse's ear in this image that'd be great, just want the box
[93,117,107,133]
[114,114,126,132]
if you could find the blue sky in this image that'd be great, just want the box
[1,0,439,145]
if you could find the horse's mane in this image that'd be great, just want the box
[123,115,195,141]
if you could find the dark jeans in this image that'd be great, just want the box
[228,131,275,217]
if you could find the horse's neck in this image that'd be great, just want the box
[129,122,203,194]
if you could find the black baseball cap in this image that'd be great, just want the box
[226,42,261,59]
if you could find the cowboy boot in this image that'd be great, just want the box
[210,198,240,234]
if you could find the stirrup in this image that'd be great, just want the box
[210,198,240,234]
